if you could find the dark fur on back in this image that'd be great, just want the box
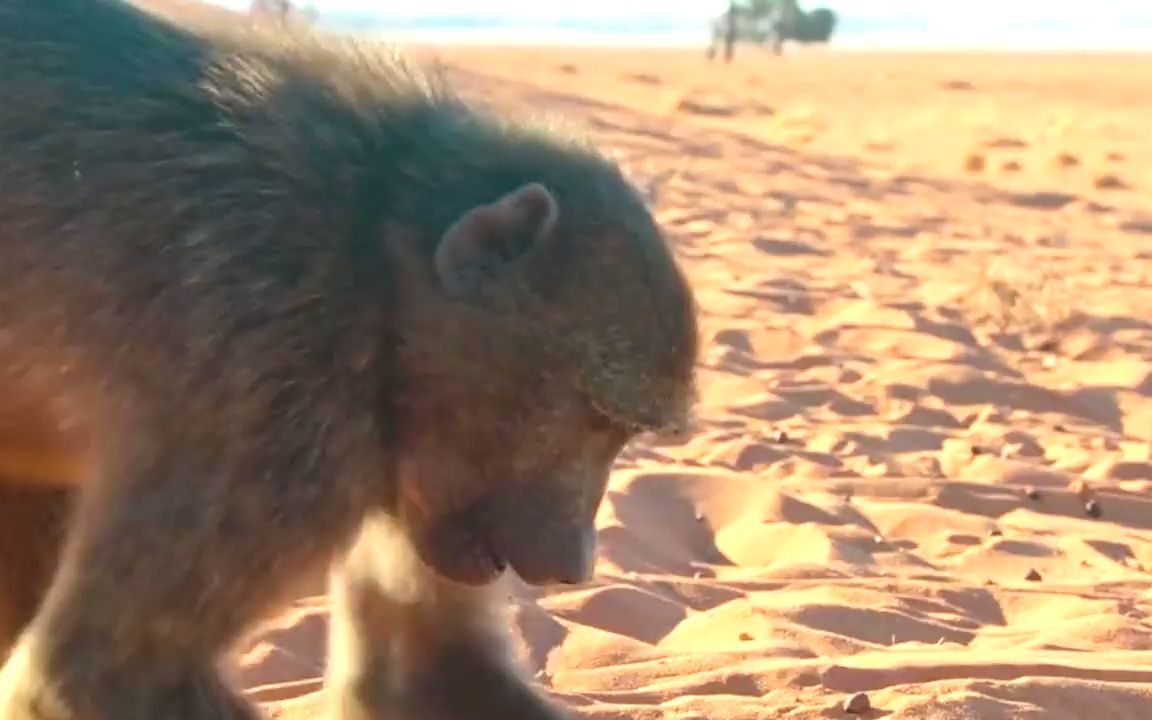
[0,0,685,441]
[0,3,698,719]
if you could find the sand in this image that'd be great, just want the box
[161,23,1152,720]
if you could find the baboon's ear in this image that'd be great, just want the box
[434,182,559,297]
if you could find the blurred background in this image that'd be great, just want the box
[221,0,1152,51]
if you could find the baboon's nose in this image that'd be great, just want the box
[507,523,597,587]
[557,527,596,584]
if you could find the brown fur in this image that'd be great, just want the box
[0,487,71,655]
[0,1,698,719]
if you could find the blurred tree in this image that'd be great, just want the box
[746,0,775,16]
[723,0,738,61]
[249,0,288,21]
[706,0,836,61]
[250,0,317,27]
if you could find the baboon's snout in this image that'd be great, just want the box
[504,520,597,586]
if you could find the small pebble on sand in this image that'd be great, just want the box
[843,692,872,714]
[1094,173,1127,189]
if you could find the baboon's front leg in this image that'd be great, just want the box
[0,440,350,720]
[326,514,568,720]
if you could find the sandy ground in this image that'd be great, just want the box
[215,42,1152,720]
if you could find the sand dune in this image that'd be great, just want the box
[230,46,1152,719]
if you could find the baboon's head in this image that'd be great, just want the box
[388,163,697,588]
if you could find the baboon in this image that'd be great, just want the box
[0,1,699,720]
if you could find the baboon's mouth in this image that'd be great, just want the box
[484,541,509,575]
[475,528,508,571]
[416,511,510,586]
[446,531,507,586]
[463,514,509,584]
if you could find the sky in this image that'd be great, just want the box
[204,0,1152,50]
[208,0,1150,21]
